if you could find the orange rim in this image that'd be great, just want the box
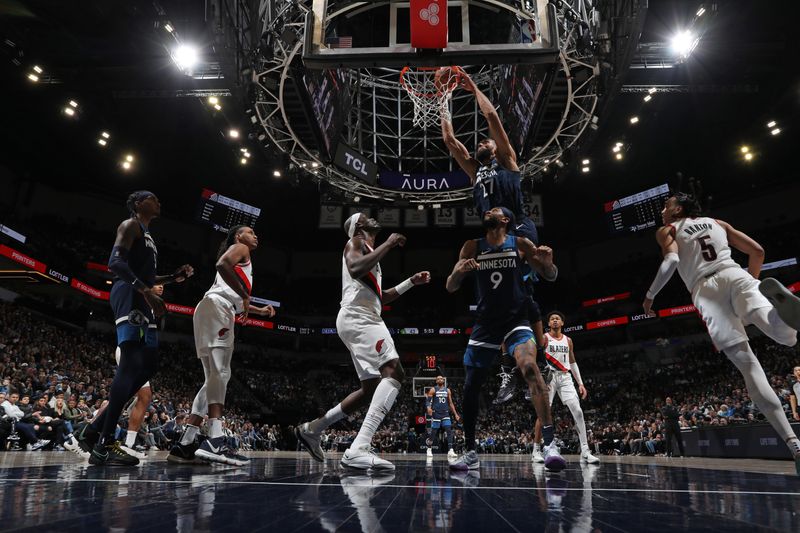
[400,66,462,99]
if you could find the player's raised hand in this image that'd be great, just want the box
[386,233,407,248]
[455,258,479,274]
[643,297,656,317]
[173,264,194,283]
[457,67,477,92]
[533,245,554,265]
[411,271,431,285]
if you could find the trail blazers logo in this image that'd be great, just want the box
[376,339,385,354]
[218,328,230,338]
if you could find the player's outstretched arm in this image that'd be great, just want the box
[156,264,194,285]
[441,108,479,183]
[383,271,431,304]
[517,238,557,281]
[344,233,406,279]
[643,226,680,316]
[717,219,765,278]
[446,240,479,293]
[458,68,518,172]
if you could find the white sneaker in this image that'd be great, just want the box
[295,423,325,462]
[31,439,50,451]
[426,447,433,458]
[543,443,566,472]
[63,436,90,459]
[341,444,395,471]
[119,444,147,460]
[580,447,600,464]
[447,449,457,461]
[532,445,544,463]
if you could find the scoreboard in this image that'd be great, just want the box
[197,188,261,233]
[604,183,670,234]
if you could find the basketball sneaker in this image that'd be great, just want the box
[167,442,201,464]
[447,448,458,461]
[120,444,147,461]
[543,443,566,472]
[340,444,395,471]
[195,436,249,467]
[30,439,50,451]
[89,441,139,466]
[580,446,600,464]
[76,423,99,454]
[63,435,90,459]
[531,443,544,463]
[450,470,481,487]
[448,450,480,470]
[760,278,800,330]
[494,369,516,404]
[426,447,433,458]
[295,423,325,462]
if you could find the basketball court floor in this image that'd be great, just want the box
[1,452,797,531]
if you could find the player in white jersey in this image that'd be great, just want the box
[168,225,274,466]
[643,192,800,473]
[531,311,599,464]
[296,213,430,471]
[790,366,800,422]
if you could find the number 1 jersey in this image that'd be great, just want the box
[669,217,740,291]
[473,235,529,325]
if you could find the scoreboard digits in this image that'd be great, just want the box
[197,188,261,233]
[604,183,670,234]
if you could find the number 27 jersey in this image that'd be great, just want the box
[669,216,740,291]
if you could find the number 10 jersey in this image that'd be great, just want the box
[669,216,740,291]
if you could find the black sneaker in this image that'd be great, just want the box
[89,441,140,466]
[77,424,99,454]
[167,442,201,464]
[195,436,249,466]
[494,369,517,405]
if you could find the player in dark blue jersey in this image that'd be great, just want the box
[78,191,193,466]
[446,207,565,472]
[441,67,543,404]
[425,375,460,460]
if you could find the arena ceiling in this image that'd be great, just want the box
[0,0,797,248]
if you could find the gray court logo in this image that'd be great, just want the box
[420,3,440,26]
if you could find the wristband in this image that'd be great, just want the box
[395,278,414,295]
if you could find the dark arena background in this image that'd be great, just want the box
[1,1,799,531]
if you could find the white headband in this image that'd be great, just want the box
[345,213,362,238]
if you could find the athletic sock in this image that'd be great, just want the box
[181,424,200,445]
[350,378,401,450]
[208,418,223,439]
[308,403,345,434]
[125,430,137,448]
[542,425,555,446]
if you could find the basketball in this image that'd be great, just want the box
[434,66,461,92]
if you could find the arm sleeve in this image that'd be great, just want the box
[646,252,679,300]
[570,362,583,386]
[108,245,149,290]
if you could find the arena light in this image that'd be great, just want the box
[228,129,239,139]
[615,152,623,160]
[744,152,753,161]
[240,157,248,165]
[164,23,174,33]
[273,170,281,177]
[353,196,361,203]
[213,104,222,111]
[311,162,319,168]
[581,166,590,173]
[432,203,441,209]
[696,6,706,17]
[125,154,134,163]
[417,204,424,211]
[208,96,219,105]
[97,139,107,147]
[671,30,698,59]
[770,128,781,136]
[101,131,110,139]
[766,120,776,128]
[27,73,39,82]
[122,161,132,170]
[33,65,43,74]
[171,44,199,72]
[63,106,75,116]
[643,94,652,102]
[648,87,657,94]
[629,116,639,124]
[582,159,590,165]
[243,151,251,158]
[740,145,749,154]
[612,145,621,153]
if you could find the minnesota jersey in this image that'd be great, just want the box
[340,242,382,315]
[473,160,525,218]
[670,217,740,291]
[204,260,253,314]
[543,332,571,373]
[432,385,450,417]
[110,222,158,286]
[474,235,528,324]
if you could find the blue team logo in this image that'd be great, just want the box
[128,309,147,326]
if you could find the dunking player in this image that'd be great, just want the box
[440,66,542,404]
[425,375,461,460]
[446,207,565,471]
[531,311,599,464]
[77,191,194,466]
[643,192,800,473]
[296,213,431,470]
[168,225,274,466]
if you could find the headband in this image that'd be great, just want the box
[345,213,362,238]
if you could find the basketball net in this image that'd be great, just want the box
[400,67,461,129]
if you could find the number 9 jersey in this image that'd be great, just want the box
[669,217,739,292]
[474,234,529,325]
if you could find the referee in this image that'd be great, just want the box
[661,397,685,458]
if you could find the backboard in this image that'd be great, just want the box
[303,0,559,68]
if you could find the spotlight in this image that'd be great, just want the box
[27,73,39,82]
[643,95,652,102]
[213,104,221,111]
[766,120,776,128]
[417,204,424,211]
[311,162,319,168]
[63,107,75,116]
[648,87,657,94]
[273,170,281,177]
[229,129,239,139]
[630,116,639,124]
[696,6,706,17]
[581,166,590,173]
[208,96,219,105]
[243,152,251,158]
[615,153,623,160]
[770,128,781,136]
[101,131,110,139]
[353,196,361,203]
[98,139,107,146]
[543,159,550,164]
[164,23,174,33]
[582,159,590,165]
[240,158,248,165]
[432,203,441,209]
[744,152,753,161]
[612,145,621,153]
[125,154,134,162]
[69,100,78,108]
[671,30,698,59]
[172,44,199,71]
[122,161,132,170]
[33,65,43,74]
[740,146,749,154]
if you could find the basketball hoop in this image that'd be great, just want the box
[400,66,461,129]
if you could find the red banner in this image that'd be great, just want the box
[582,292,631,307]
[239,317,274,329]
[658,304,697,317]
[86,262,110,272]
[789,282,800,293]
[70,279,110,300]
[586,316,629,330]
[0,244,46,273]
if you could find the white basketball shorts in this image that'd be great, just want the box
[548,371,578,405]
[336,306,399,381]
[193,293,236,354]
